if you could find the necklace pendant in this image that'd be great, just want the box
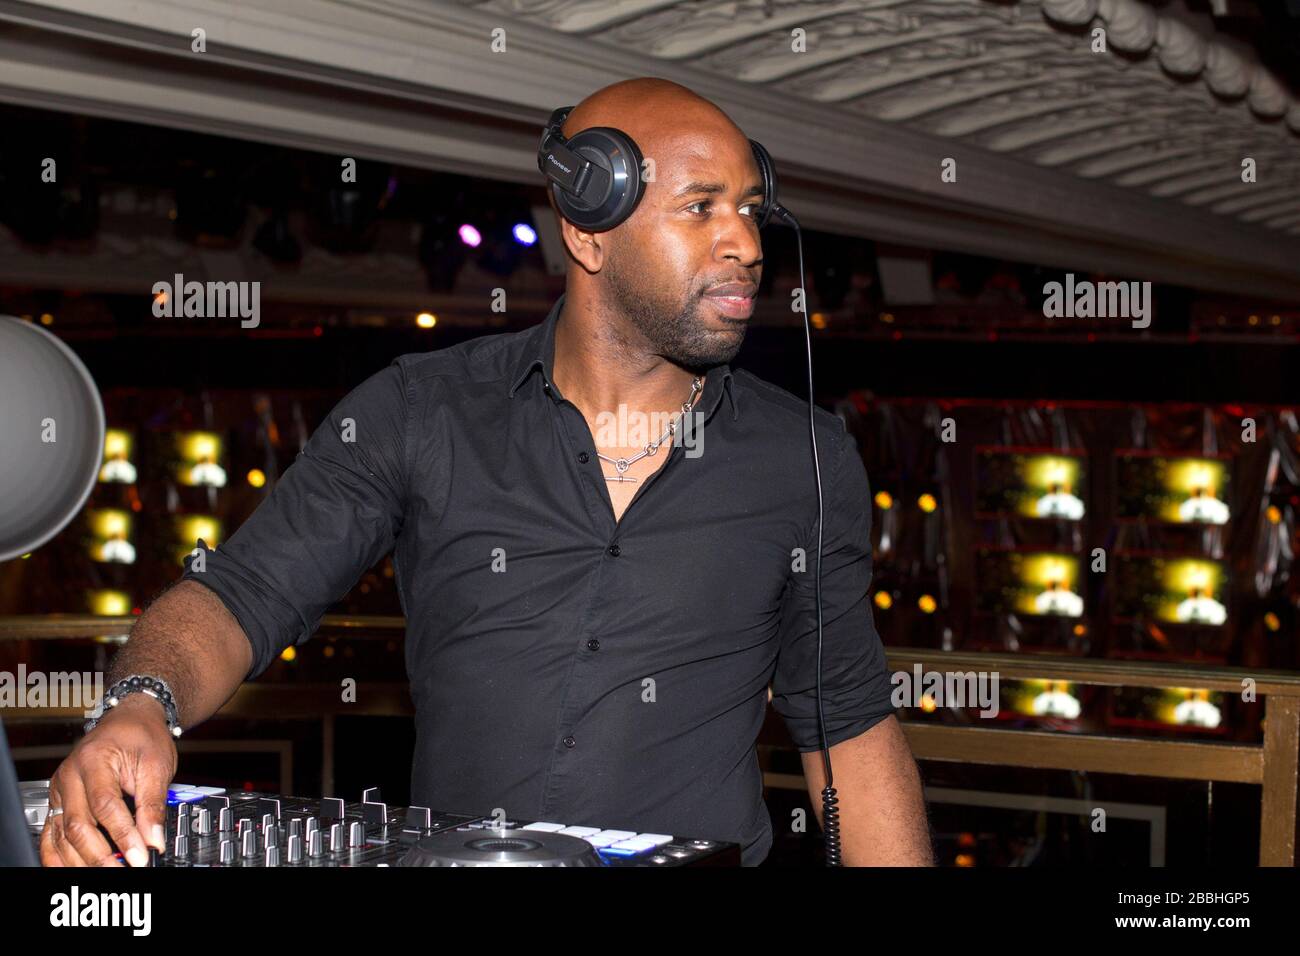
[605,474,637,483]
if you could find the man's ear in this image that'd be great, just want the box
[558,215,605,274]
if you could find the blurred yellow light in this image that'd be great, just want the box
[955,853,975,867]
[920,694,937,713]
[1264,612,1281,632]
[874,490,893,510]
[810,312,826,330]
[323,645,335,658]
[918,594,937,614]
[20,553,31,560]
[1271,315,1281,325]
[104,430,130,458]
[1073,623,1087,636]
[88,590,131,616]
[918,493,937,513]
[879,313,895,324]
[1266,505,1282,524]
[874,591,893,611]
[280,646,297,662]
[416,312,437,329]
[39,313,54,325]
[1248,314,1259,325]
[247,469,267,488]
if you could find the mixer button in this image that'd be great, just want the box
[521,822,565,832]
[557,826,600,837]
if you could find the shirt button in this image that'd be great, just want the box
[578,452,590,463]
[586,638,600,652]
[607,544,621,557]
[562,736,576,748]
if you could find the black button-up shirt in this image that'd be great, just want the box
[184,293,894,864]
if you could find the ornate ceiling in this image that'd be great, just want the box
[0,0,1296,297]
[458,0,1300,237]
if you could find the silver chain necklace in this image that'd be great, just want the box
[596,377,703,482]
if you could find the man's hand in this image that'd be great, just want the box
[40,694,177,867]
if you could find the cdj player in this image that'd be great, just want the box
[21,781,740,867]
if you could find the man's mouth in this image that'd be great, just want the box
[702,282,757,320]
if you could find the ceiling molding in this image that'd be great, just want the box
[0,0,1297,299]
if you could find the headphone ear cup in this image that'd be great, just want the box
[551,127,645,232]
[749,140,778,230]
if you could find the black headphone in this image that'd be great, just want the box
[536,105,780,232]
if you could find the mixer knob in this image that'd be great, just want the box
[264,845,281,867]
[218,807,233,832]
[241,828,258,858]
[348,821,365,848]
[308,829,324,859]
[328,822,344,852]
[196,807,213,836]
[288,818,302,842]
[264,824,279,849]
[218,839,235,865]
[304,817,319,842]
[262,813,276,833]
[362,787,383,804]
[237,818,251,839]
[173,833,189,858]
[286,834,303,864]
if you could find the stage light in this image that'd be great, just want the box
[874,591,893,611]
[919,694,937,713]
[458,224,482,247]
[246,469,266,488]
[1266,505,1282,524]
[1264,612,1281,632]
[918,594,937,614]
[280,646,297,662]
[416,312,437,329]
[39,313,53,326]
[512,223,537,246]
[955,854,975,867]
[810,312,826,330]
[918,493,937,513]
[874,490,894,510]
[88,590,131,616]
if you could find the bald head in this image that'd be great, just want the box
[547,78,765,370]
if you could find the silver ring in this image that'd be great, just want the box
[47,806,64,817]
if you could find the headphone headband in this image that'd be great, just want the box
[537,105,779,232]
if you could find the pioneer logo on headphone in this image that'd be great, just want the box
[547,154,572,175]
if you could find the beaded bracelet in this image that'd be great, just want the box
[83,674,183,738]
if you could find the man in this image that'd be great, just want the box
[40,78,933,867]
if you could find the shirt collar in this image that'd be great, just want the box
[507,293,739,422]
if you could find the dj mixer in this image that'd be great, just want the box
[21,781,740,867]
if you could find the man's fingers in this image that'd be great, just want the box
[128,762,172,855]
[39,800,79,867]
[84,762,149,867]
[56,770,121,867]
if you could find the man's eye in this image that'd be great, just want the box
[686,201,710,214]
